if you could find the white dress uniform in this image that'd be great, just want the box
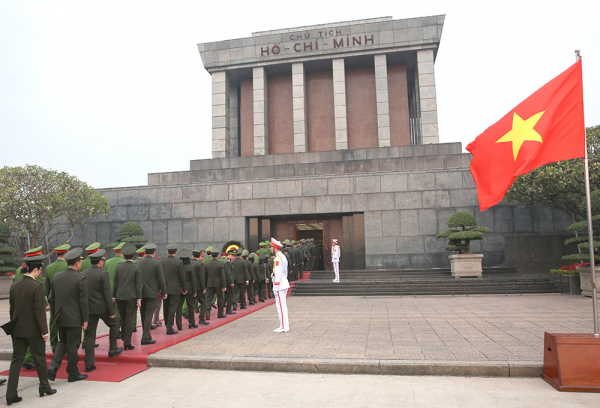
[332,242,341,282]
[272,247,289,332]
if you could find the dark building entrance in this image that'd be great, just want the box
[246,213,365,270]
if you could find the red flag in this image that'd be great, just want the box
[466,60,585,211]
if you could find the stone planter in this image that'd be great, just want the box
[562,274,582,296]
[449,253,484,278]
[0,275,14,299]
[576,266,600,297]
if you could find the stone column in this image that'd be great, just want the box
[212,71,230,158]
[417,49,439,144]
[292,62,307,153]
[253,67,268,156]
[229,83,239,157]
[374,54,391,147]
[332,58,348,150]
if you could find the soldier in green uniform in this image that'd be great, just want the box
[224,248,236,314]
[231,248,250,309]
[179,249,198,329]
[6,251,56,404]
[204,249,227,319]
[104,242,125,336]
[112,243,142,350]
[243,250,258,304]
[12,247,46,371]
[250,253,264,302]
[138,243,167,344]
[83,249,122,372]
[48,248,89,383]
[191,250,209,325]
[79,242,101,273]
[161,243,186,335]
[45,244,70,353]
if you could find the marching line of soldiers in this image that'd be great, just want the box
[2,237,322,404]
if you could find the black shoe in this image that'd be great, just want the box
[226,311,236,315]
[211,303,217,309]
[51,349,55,354]
[85,365,96,372]
[48,366,57,381]
[240,306,247,309]
[94,343,99,348]
[233,304,237,311]
[108,347,124,358]
[0,379,5,385]
[166,330,178,335]
[132,327,137,332]
[68,374,88,382]
[151,325,157,330]
[189,324,198,329]
[182,314,188,319]
[157,322,163,327]
[124,344,135,350]
[22,362,35,370]
[198,320,209,325]
[6,396,22,405]
[141,340,156,345]
[217,315,226,318]
[117,334,122,339]
[39,389,57,397]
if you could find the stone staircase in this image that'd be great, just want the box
[290,268,567,296]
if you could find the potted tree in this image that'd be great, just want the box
[436,211,490,278]
[560,190,600,297]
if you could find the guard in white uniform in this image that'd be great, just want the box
[332,239,341,282]
[270,238,289,333]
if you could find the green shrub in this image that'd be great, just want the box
[436,211,490,254]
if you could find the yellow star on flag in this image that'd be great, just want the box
[495,111,545,160]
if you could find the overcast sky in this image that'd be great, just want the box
[1,0,598,189]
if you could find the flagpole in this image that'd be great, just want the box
[577,50,600,336]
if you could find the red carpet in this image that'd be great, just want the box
[2,272,310,382]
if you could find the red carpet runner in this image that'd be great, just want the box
[2,272,309,382]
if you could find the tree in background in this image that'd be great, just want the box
[436,211,490,254]
[506,125,600,221]
[105,222,148,249]
[0,221,20,275]
[0,164,111,256]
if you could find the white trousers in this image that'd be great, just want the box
[275,288,289,330]
[333,261,340,281]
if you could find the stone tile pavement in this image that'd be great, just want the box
[154,294,599,362]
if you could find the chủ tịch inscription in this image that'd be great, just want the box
[258,28,377,57]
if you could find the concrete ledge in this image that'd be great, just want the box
[0,349,12,360]
[148,354,542,378]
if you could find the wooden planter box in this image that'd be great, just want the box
[576,266,600,297]
[543,332,600,392]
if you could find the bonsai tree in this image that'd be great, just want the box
[561,189,600,264]
[436,211,490,254]
[105,222,148,249]
[0,221,20,275]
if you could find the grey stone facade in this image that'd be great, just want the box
[66,143,573,273]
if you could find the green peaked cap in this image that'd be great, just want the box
[85,242,101,252]
[25,246,43,255]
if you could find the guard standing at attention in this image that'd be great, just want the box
[6,251,56,405]
[270,238,290,333]
[224,248,236,315]
[161,243,186,334]
[112,243,142,350]
[83,249,122,372]
[48,247,89,383]
[44,244,70,353]
[192,250,209,325]
[138,243,167,344]
[332,239,341,282]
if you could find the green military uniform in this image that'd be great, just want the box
[138,243,167,343]
[223,250,236,314]
[83,249,121,369]
[161,244,186,334]
[231,250,250,309]
[112,243,142,349]
[45,244,70,352]
[244,251,258,304]
[204,255,227,318]
[179,249,197,328]
[104,243,126,333]
[6,253,54,402]
[49,248,89,382]
[80,242,101,273]
[250,254,264,302]
[191,250,209,325]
